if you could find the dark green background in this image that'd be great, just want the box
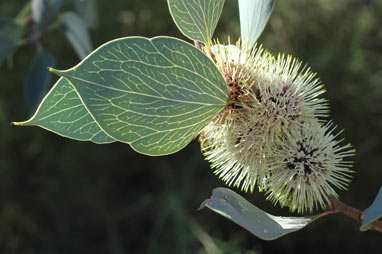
[1,0,381,253]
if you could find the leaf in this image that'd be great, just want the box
[360,186,382,231]
[238,0,275,48]
[168,0,225,44]
[15,2,32,25]
[74,0,98,29]
[61,11,93,60]
[0,35,19,66]
[0,17,25,39]
[0,17,24,66]
[31,0,62,31]
[14,77,115,144]
[23,48,56,112]
[17,36,228,155]
[200,187,325,240]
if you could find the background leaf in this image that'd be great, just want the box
[74,0,98,29]
[238,0,275,48]
[61,11,93,60]
[200,187,325,240]
[31,0,62,31]
[23,48,55,112]
[360,186,382,231]
[15,77,115,144]
[15,2,32,25]
[0,35,19,66]
[168,0,225,43]
[21,36,228,155]
[0,17,24,65]
[0,17,24,66]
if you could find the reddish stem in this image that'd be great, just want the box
[194,40,204,51]
[328,196,382,232]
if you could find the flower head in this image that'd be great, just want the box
[209,42,328,139]
[199,42,328,193]
[265,120,355,213]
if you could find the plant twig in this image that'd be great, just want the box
[329,196,382,232]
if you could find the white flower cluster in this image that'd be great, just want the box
[199,42,355,213]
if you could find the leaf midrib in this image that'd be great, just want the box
[64,73,226,106]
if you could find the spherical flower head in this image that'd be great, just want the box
[199,41,328,192]
[208,42,328,140]
[200,121,271,192]
[265,119,355,213]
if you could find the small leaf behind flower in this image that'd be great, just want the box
[200,187,326,240]
[360,186,382,231]
[168,0,225,43]
[238,0,275,48]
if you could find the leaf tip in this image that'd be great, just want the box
[48,67,63,76]
[197,199,210,211]
[48,67,56,73]
[11,121,24,126]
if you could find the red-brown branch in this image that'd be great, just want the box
[328,196,382,232]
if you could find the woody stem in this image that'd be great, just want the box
[326,196,382,232]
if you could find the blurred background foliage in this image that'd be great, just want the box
[0,0,381,253]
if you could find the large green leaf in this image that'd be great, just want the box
[168,0,225,44]
[239,0,275,48]
[360,186,382,231]
[14,77,115,144]
[16,36,228,155]
[200,188,326,240]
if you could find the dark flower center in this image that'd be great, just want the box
[286,140,321,175]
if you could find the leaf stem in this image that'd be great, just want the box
[194,40,204,51]
[329,196,382,232]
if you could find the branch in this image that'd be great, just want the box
[329,196,382,232]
